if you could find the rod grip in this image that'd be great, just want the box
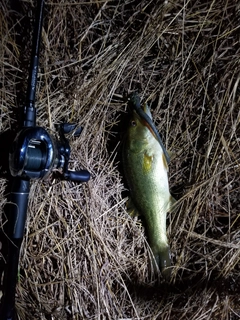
[0,242,20,320]
[0,178,30,320]
[5,178,30,240]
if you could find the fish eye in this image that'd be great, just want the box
[131,120,136,126]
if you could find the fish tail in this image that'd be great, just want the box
[152,245,172,280]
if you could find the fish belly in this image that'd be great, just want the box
[123,140,171,272]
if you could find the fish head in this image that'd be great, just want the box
[126,105,154,152]
[126,93,170,163]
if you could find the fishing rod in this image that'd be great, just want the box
[0,1,90,319]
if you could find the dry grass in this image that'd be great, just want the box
[0,0,240,319]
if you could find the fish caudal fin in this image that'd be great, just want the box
[152,245,172,280]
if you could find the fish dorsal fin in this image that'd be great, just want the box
[168,195,177,212]
[162,152,169,171]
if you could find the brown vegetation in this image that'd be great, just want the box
[0,0,239,319]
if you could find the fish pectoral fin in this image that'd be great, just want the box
[126,197,140,217]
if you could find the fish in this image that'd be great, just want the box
[122,93,175,279]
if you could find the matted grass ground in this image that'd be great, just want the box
[0,0,240,319]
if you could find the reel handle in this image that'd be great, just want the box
[65,169,91,182]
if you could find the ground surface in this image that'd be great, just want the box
[0,0,240,319]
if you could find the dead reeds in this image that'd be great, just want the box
[0,0,239,319]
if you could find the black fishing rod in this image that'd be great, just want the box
[0,1,90,319]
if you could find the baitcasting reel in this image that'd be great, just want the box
[9,123,90,182]
[0,0,90,319]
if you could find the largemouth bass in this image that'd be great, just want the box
[122,94,174,279]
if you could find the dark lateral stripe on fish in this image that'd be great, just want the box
[140,116,158,138]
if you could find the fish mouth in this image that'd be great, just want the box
[128,93,170,164]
